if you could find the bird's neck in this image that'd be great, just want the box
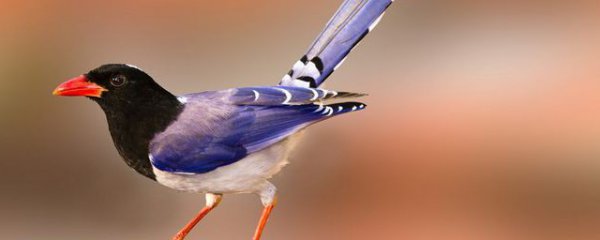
[98,93,183,180]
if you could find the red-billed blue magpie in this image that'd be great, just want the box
[53,0,393,239]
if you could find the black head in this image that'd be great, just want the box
[54,64,175,103]
[53,64,184,180]
[54,63,182,114]
[90,64,177,109]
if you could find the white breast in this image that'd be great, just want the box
[153,132,304,194]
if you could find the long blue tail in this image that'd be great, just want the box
[279,0,393,88]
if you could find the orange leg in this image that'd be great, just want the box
[172,193,222,240]
[252,197,278,240]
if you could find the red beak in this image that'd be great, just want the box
[53,75,107,98]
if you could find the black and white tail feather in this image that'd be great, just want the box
[280,0,393,88]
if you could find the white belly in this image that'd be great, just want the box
[153,132,303,194]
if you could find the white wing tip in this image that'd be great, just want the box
[177,96,188,104]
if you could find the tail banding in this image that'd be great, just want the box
[280,0,393,88]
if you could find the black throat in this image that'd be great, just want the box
[94,90,183,180]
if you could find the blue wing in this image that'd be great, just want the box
[148,0,388,174]
[228,86,365,106]
[149,91,366,174]
[280,0,393,88]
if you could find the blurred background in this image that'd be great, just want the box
[1,0,599,239]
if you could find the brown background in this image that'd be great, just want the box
[1,0,599,239]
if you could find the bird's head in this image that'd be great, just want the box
[53,64,177,110]
[54,64,182,180]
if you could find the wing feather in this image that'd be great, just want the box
[149,92,366,174]
[229,86,366,106]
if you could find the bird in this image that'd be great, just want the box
[52,0,393,239]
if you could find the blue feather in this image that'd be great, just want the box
[148,0,387,174]
[149,91,366,174]
[280,0,393,88]
[229,86,365,106]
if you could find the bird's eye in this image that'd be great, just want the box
[110,75,127,87]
